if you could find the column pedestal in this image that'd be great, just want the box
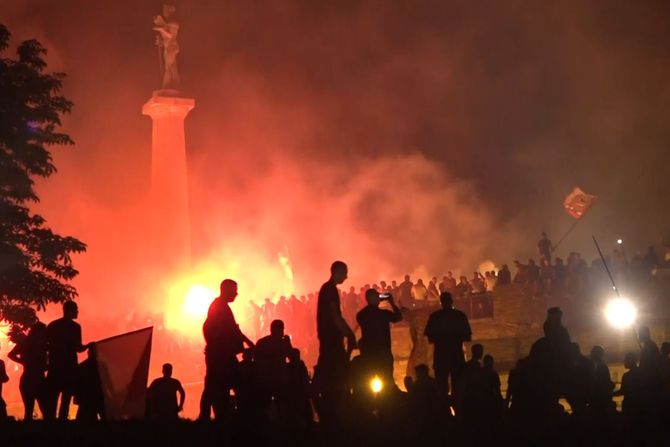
[142,93,195,268]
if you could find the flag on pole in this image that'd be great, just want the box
[94,327,153,420]
[563,186,596,219]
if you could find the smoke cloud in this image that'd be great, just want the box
[2,0,669,330]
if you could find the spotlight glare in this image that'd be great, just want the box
[604,298,637,329]
[370,376,383,394]
[616,239,623,245]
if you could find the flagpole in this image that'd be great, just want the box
[592,235,620,297]
[552,219,580,251]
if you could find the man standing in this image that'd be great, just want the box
[45,300,88,420]
[538,232,553,262]
[199,279,254,421]
[314,261,356,425]
[356,289,403,380]
[424,292,472,398]
[147,363,186,420]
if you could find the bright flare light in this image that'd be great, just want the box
[616,239,623,245]
[370,376,383,394]
[604,298,637,329]
[183,285,217,318]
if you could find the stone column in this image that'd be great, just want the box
[142,94,195,267]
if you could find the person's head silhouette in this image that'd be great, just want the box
[471,343,484,361]
[590,345,605,363]
[289,348,301,363]
[624,352,638,370]
[270,319,285,338]
[219,279,238,303]
[330,261,348,285]
[483,354,494,370]
[638,326,651,342]
[439,292,453,309]
[162,363,173,378]
[365,288,380,307]
[415,364,430,380]
[63,300,79,320]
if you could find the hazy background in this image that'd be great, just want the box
[2,0,670,326]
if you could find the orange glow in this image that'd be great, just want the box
[161,250,299,338]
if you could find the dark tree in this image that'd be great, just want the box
[0,25,86,337]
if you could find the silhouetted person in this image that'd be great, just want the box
[425,292,472,398]
[314,261,356,426]
[480,354,503,425]
[235,348,259,422]
[255,319,293,416]
[587,345,614,417]
[406,364,440,428]
[148,363,185,420]
[614,352,644,420]
[285,348,313,427]
[45,300,88,420]
[538,232,553,262]
[356,289,402,380]
[199,279,254,421]
[506,358,531,417]
[75,344,104,421]
[460,344,484,419]
[8,321,48,420]
[637,326,662,413]
[527,307,572,420]
[496,265,511,286]
[0,346,8,420]
[565,342,590,417]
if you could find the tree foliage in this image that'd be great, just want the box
[0,24,86,337]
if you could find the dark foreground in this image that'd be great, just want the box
[1,416,669,447]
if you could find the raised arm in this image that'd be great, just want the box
[388,295,403,323]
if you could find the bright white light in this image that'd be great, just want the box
[183,284,217,318]
[617,239,623,245]
[370,376,383,394]
[604,298,637,329]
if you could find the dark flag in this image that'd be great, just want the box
[95,327,153,420]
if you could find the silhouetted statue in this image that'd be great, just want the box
[0,346,8,420]
[45,300,89,420]
[199,279,254,421]
[356,288,402,380]
[147,363,185,420]
[255,319,293,416]
[313,261,356,426]
[8,321,48,420]
[153,3,180,89]
[74,344,104,421]
[424,292,472,398]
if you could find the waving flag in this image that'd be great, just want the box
[95,327,153,420]
[563,186,596,220]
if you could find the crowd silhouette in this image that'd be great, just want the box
[1,239,670,445]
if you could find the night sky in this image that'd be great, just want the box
[4,1,670,303]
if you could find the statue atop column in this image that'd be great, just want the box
[153,4,180,91]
